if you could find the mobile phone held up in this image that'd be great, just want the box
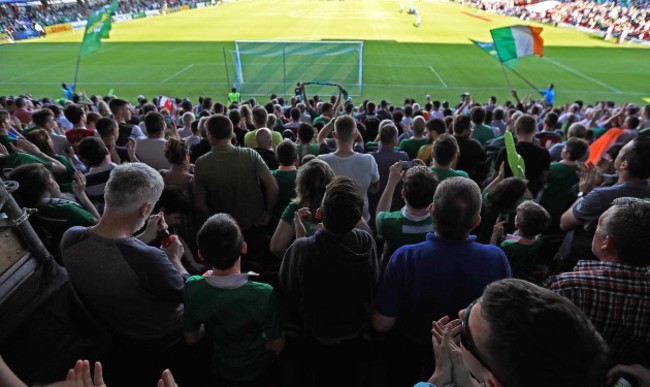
[401,161,414,170]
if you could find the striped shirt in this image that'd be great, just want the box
[543,260,650,364]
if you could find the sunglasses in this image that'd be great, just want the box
[460,299,494,374]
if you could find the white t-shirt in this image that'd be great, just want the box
[318,152,380,222]
[135,137,169,171]
[177,126,192,138]
[50,132,70,155]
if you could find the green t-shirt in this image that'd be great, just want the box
[193,144,270,230]
[0,152,52,170]
[472,124,497,146]
[312,115,331,126]
[500,235,542,279]
[429,167,469,182]
[243,129,283,150]
[398,138,428,160]
[38,198,95,226]
[53,154,75,193]
[538,162,579,229]
[183,276,282,382]
[280,202,320,237]
[376,208,433,264]
[271,169,297,220]
[296,143,319,161]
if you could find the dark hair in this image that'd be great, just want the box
[493,108,505,121]
[77,136,108,167]
[470,106,486,125]
[9,163,51,207]
[481,279,608,387]
[544,112,559,129]
[108,98,129,115]
[621,136,650,179]
[197,213,243,270]
[252,106,268,127]
[403,166,437,209]
[205,114,233,140]
[154,189,190,215]
[453,115,471,135]
[164,137,188,165]
[31,108,54,128]
[334,115,356,142]
[488,177,527,212]
[63,104,85,125]
[516,200,550,237]
[142,103,157,115]
[602,197,650,266]
[564,138,588,161]
[297,123,314,143]
[96,117,118,138]
[432,133,458,167]
[228,109,241,126]
[86,112,101,126]
[144,112,165,136]
[321,176,364,234]
[290,107,300,121]
[379,124,398,145]
[432,177,481,240]
[516,115,537,135]
[425,118,447,136]
[276,139,297,166]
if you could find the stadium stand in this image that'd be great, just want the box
[0,85,649,386]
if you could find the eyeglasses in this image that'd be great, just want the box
[460,299,494,374]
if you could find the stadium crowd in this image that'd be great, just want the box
[0,0,187,35]
[460,0,650,42]
[1,85,650,387]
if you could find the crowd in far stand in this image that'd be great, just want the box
[0,85,650,387]
[460,0,650,41]
[0,0,174,34]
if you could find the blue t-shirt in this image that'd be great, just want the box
[374,233,512,345]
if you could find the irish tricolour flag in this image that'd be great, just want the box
[490,25,544,64]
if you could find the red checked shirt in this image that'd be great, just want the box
[543,260,650,364]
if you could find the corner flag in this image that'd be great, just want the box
[79,1,118,57]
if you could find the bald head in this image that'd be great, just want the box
[255,127,273,149]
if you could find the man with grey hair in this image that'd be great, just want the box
[372,177,511,386]
[61,162,188,380]
[544,197,650,365]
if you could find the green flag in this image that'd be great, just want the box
[79,1,117,57]
[470,39,517,69]
[504,131,526,179]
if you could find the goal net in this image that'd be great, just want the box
[231,40,363,98]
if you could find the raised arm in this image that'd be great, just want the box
[317,117,336,145]
[376,162,403,218]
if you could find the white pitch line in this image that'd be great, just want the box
[429,65,448,88]
[543,57,622,94]
[160,64,194,83]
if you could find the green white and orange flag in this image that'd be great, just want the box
[490,25,544,65]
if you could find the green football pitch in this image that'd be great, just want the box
[1,0,648,105]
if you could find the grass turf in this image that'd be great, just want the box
[1,0,648,105]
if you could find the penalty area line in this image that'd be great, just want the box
[429,65,448,89]
[542,57,622,94]
[160,64,195,84]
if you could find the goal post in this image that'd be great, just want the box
[230,40,363,98]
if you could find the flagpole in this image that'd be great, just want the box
[72,52,82,92]
[508,67,539,94]
[500,62,513,90]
